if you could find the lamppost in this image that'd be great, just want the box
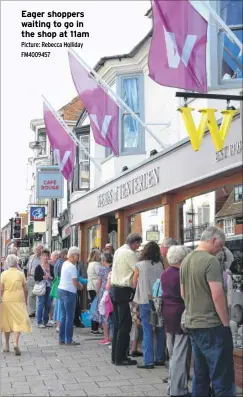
[187,198,197,250]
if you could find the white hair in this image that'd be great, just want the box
[162,237,179,248]
[6,254,18,268]
[51,250,60,257]
[167,245,189,266]
[67,246,80,258]
[201,227,225,243]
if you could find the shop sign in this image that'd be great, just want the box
[36,166,64,199]
[236,217,243,225]
[146,231,160,242]
[28,223,34,237]
[30,206,45,222]
[216,140,242,162]
[178,107,238,152]
[97,167,160,208]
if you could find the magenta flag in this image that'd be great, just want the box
[43,102,76,180]
[68,52,119,156]
[149,0,208,93]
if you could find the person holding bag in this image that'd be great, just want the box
[34,248,54,329]
[52,249,68,332]
[133,241,165,369]
[161,245,190,397]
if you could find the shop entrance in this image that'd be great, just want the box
[107,216,118,251]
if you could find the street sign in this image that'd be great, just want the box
[28,223,34,236]
[36,166,64,199]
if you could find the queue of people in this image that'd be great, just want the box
[0,226,237,397]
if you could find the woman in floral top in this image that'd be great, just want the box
[93,252,113,345]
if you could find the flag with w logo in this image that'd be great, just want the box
[149,0,208,93]
[43,101,76,180]
[68,51,119,156]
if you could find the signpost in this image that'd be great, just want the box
[36,166,64,199]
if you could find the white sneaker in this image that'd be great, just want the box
[49,320,55,325]
[38,324,46,329]
[45,321,54,327]
[56,327,59,332]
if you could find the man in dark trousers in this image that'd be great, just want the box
[110,233,142,366]
[74,260,87,327]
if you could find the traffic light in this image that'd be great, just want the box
[13,217,22,240]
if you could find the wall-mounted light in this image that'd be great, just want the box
[150,149,158,156]
[122,166,128,172]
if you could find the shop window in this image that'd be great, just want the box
[234,185,243,202]
[223,217,235,235]
[117,74,145,155]
[150,208,158,216]
[88,225,99,253]
[79,135,90,190]
[219,0,243,81]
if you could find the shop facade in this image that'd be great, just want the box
[70,114,243,386]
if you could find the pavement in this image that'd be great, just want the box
[1,321,170,397]
[1,322,242,397]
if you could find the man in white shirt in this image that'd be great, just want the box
[111,233,142,366]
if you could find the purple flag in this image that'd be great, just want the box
[68,52,119,156]
[43,102,76,180]
[149,0,208,93]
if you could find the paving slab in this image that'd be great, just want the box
[0,320,189,397]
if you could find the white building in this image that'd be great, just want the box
[70,0,242,251]
[28,97,83,250]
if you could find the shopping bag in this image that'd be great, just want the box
[88,296,98,320]
[50,276,60,299]
[81,311,91,328]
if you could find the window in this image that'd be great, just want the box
[117,74,145,154]
[38,132,47,155]
[223,218,235,235]
[197,206,210,225]
[234,185,243,202]
[219,1,243,81]
[150,208,158,216]
[79,135,90,189]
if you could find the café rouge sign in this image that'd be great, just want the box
[97,167,160,208]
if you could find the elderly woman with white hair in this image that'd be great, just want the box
[58,246,84,346]
[161,245,190,397]
[0,254,32,355]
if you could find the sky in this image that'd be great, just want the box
[1,0,151,227]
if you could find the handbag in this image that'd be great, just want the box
[151,279,164,327]
[50,276,60,299]
[149,300,159,327]
[32,280,46,296]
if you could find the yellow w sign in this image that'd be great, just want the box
[178,107,238,152]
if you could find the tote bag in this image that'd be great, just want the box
[50,276,60,299]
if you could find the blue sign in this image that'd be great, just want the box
[30,206,45,222]
[36,166,64,199]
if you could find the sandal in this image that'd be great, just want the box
[13,345,21,356]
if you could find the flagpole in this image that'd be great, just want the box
[197,1,243,55]
[42,95,102,172]
[68,49,167,150]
